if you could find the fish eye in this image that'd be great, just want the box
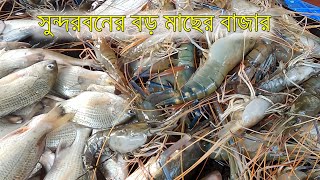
[46,63,55,70]
[128,109,135,115]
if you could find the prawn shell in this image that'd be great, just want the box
[241,98,271,128]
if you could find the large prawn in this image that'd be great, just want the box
[148,33,257,105]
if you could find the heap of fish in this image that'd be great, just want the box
[0,0,320,179]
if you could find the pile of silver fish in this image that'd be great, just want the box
[0,0,320,179]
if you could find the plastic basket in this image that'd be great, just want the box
[284,0,320,21]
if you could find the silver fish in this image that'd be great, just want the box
[0,48,44,78]
[99,154,128,180]
[0,106,74,180]
[61,91,133,129]
[0,60,58,118]
[0,48,99,73]
[44,127,92,180]
[46,122,78,151]
[52,66,115,98]
[0,42,31,50]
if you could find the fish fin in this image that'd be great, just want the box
[3,115,23,124]
[25,53,45,62]
[37,135,47,148]
[77,75,86,85]
[42,105,75,130]
[56,140,72,154]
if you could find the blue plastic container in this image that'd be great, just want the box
[284,0,320,21]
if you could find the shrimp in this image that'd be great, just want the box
[94,38,118,71]
[130,57,177,77]
[126,139,205,180]
[136,100,164,122]
[121,34,171,62]
[148,33,257,105]
[280,75,320,133]
[145,42,195,98]
[174,43,196,90]
[146,43,195,91]
[274,16,320,58]
[94,38,125,83]
[258,64,320,93]
[245,44,274,79]
[218,94,285,139]
[232,42,275,84]
[83,122,157,169]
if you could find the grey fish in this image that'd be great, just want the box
[46,122,78,151]
[0,48,44,78]
[61,91,133,129]
[52,66,115,98]
[99,154,128,180]
[4,101,44,124]
[44,127,92,180]
[0,42,31,50]
[0,106,74,180]
[0,60,58,118]
[0,48,99,73]
[0,119,28,138]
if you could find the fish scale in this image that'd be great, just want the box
[53,66,83,98]
[0,116,48,180]
[0,106,74,180]
[0,78,51,118]
[46,122,78,151]
[62,91,133,129]
[0,60,57,118]
[44,127,92,180]
[52,66,114,98]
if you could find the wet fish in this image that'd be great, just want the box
[0,106,74,180]
[4,101,44,124]
[52,66,115,98]
[0,48,44,78]
[0,42,31,50]
[0,19,73,42]
[44,127,92,180]
[0,60,58,118]
[61,91,133,129]
[0,119,28,138]
[0,49,99,72]
[46,122,78,151]
[39,149,55,173]
[99,154,128,180]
